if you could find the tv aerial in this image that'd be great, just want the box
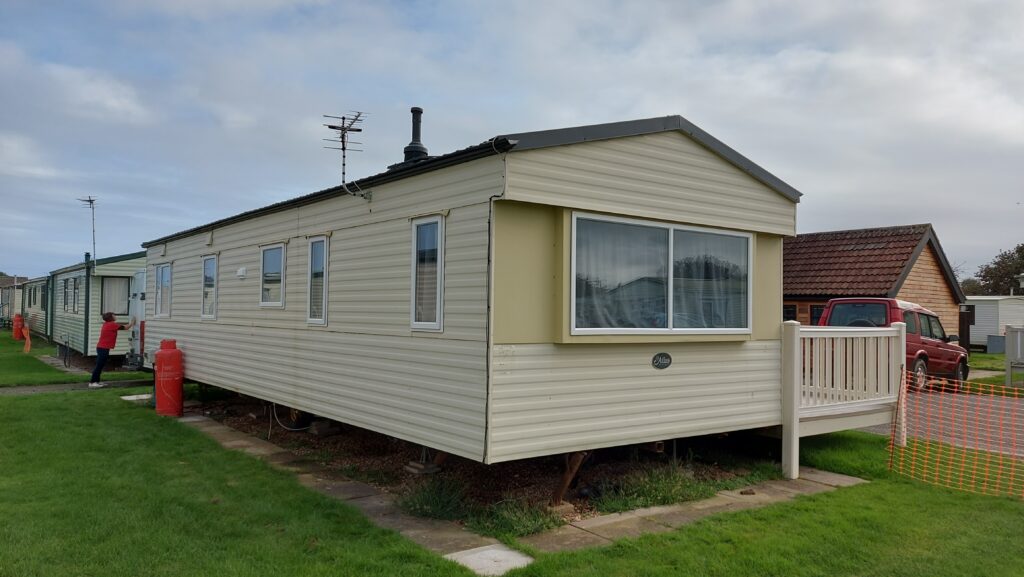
[323,111,369,199]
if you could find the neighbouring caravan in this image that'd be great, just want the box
[967,296,1024,348]
[21,277,49,338]
[0,278,25,325]
[49,251,146,356]
[142,112,801,464]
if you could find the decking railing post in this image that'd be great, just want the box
[892,322,907,447]
[782,320,801,480]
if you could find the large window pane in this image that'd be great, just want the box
[202,257,217,317]
[102,277,130,315]
[261,246,283,304]
[308,239,326,321]
[672,230,748,329]
[575,218,669,329]
[414,222,439,324]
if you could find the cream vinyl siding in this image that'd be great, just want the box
[51,269,87,353]
[487,340,782,462]
[144,156,502,460]
[22,279,48,338]
[505,131,796,236]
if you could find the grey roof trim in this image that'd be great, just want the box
[95,251,146,266]
[142,138,516,248]
[49,251,146,275]
[890,227,966,303]
[142,113,802,248]
[500,115,803,203]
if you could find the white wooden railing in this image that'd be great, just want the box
[1007,326,1024,387]
[781,321,906,479]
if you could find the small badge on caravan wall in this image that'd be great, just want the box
[652,352,672,370]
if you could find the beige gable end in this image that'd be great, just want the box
[504,131,797,236]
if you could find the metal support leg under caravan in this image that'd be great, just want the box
[551,451,589,506]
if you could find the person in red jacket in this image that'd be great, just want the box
[89,312,136,388]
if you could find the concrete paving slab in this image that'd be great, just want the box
[120,393,152,405]
[178,415,211,424]
[799,467,868,488]
[307,478,380,501]
[573,515,673,540]
[345,494,402,518]
[762,478,834,496]
[401,523,498,555]
[519,524,611,552]
[571,511,637,530]
[444,544,533,576]
[718,482,798,505]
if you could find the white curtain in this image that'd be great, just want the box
[575,218,668,329]
[102,277,130,315]
[673,230,748,328]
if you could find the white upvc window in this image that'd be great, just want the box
[571,212,752,335]
[155,264,172,317]
[307,236,328,325]
[201,255,217,319]
[260,244,286,307]
[72,277,80,313]
[63,279,69,311]
[410,215,444,331]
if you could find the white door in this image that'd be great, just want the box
[128,269,146,358]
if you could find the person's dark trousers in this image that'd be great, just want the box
[91,348,110,383]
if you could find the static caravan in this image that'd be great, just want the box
[142,113,800,464]
[49,251,146,356]
[0,278,25,324]
[20,277,49,338]
[967,296,1024,347]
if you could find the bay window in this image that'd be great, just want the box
[572,213,751,335]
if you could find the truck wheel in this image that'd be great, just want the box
[954,361,968,389]
[911,359,929,391]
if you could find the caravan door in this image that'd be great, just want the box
[127,269,146,368]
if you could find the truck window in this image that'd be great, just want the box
[926,315,946,340]
[826,302,888,327]
[903,311,918,334]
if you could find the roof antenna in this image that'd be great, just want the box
[323,111,370,200]
[77,195,97,263]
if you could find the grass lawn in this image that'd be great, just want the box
[0,333,149,387]
[2,391,1023,577]
[510,433,1024,577]
[0,390,469,577]
[969,351,1006,371]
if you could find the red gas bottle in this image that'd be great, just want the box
[12,314,24,341]
[154,339,183,417]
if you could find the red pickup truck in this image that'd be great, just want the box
[817,298,969,389]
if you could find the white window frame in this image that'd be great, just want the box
[410,215,444,331]
[306,236,328,325]
[155,263,171,317]
[259,243,286,307]
[570,211,753,336]
[72,277,80,314]
[201,255,218,319]
[63,279,69,311]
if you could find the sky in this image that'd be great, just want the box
[1,0,1022,279]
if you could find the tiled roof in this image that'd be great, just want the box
[0,276,28,288]
[783,224,932,297]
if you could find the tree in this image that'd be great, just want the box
[975,243,1024,295]
[960,277,984,295]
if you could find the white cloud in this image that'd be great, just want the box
[44,64,154,124]
[0,133,64,179]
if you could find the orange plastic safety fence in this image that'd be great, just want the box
[888,371,1023,499]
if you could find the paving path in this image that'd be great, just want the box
[0,380,152,396]
[171,413,866,576]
